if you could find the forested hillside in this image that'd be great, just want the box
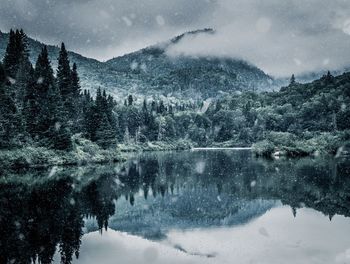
[0,29,274,100]
[105,29,273,98]
[0,29,349,169]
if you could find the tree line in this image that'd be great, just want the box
[1,29,349,152]
[0,29,202,151]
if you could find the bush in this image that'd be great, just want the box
[252,140,275,157]
[0,135,123,170]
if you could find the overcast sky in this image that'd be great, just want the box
[1,0,350,77]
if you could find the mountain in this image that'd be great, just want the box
[0,29,274,100]
[105,29,274,99]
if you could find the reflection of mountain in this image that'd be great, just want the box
[1,151,350,264]
[103,190,277,240]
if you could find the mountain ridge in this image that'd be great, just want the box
[0,29,274,100]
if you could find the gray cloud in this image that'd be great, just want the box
[1,0,350,76]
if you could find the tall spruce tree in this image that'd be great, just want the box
[69,62,82,131]
[95,113,117,149]
[71,63,81,97]
[3,29,30,79]
[33,46,56,137]
[0,64,24,149]
[0,62,5,84]
[34,46,72,149]
[3,30,18,78]
[13,59,33,109]
[290,74,296,86]
[23,66,39,138]
[57,43,72,99]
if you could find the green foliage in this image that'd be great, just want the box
[252,140,275,157]
[0,135,123,169]
[1,28,350,161]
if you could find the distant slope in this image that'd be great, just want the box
[0,29,274,100]
[106,29,274,99]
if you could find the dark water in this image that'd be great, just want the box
[1,150,350,264]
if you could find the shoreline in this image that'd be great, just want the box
[1,139,348,172]
[192,147,252,150]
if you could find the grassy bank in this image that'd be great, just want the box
[117,139,193,152]
[0,135,123,170]
[2,131,348,171]
[252,131,350,158]
[0,138,194,170]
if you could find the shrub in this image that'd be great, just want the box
[252,140,275,157]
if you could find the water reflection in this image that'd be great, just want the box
[1,150,349,264]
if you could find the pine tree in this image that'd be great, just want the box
[13,59,33,108]
[19,29,30,60]
[3,30,18,78]
[324,71,334,84]
[23,67,39,137]
[3,29,30,79]
[0,83,23,148]
[57,43,72,99]
[33,46,71,149]
[68,62,82,131]
[70,63,81,97]
[0,63,6,84]
[128,95,133,106]
[290,74,296,86]
[142,99,150,124]
[95,113,117,149]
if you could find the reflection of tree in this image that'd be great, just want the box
[81,173,117,231]
[59,194,83,264]
[139,157,158,199]
[1,152,350,264]
[0,177,83,264]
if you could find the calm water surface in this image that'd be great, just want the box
[1,150,350,264]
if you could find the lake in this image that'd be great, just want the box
[1,149,350,264]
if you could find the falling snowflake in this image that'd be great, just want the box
[156,15,165,26]
[48,166,58,178]
[37,77,44,84]
[195,161,205,174]
[130,61,138,70]
[122,16,133,27]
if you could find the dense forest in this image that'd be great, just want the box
[0,29,350,164]
[0,30,198,154]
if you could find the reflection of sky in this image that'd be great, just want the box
[54,206,350,264]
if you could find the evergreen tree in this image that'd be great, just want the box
[0,63,6,84]
[128,95,133,106]
[158,100,165,114]
[324,71,334,84]
[19,29,30,60]
[68,63,82,131]
[95,114,117,149]
[0,83,23,148]
[3,30,18,78]
[13,59,33,108]
[57,43,72,99]
[3,29,30,79]
[23,66,40,138]
[33,46,71,149]
[70,63,81,97]
[290,74,296,86]
[142,99,150,124]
